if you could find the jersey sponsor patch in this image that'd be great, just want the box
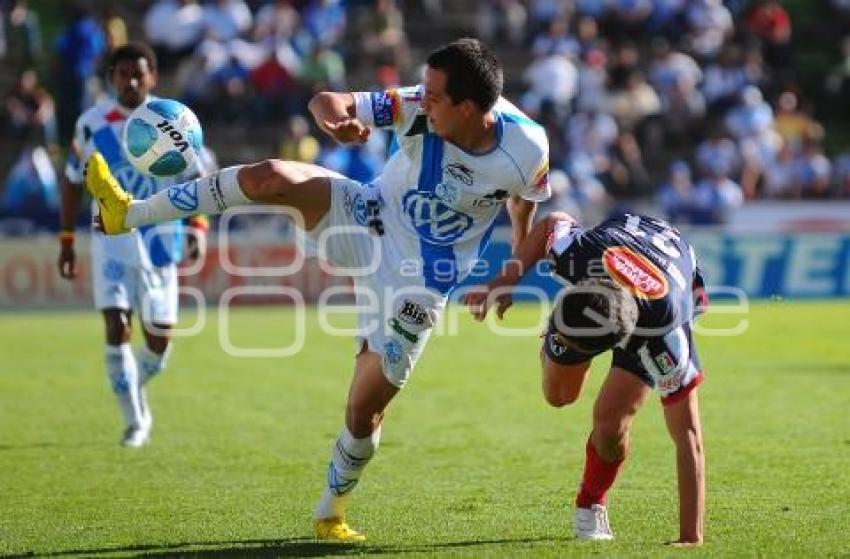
[371,90,401,127]
[602,246,669,300]
[402,190,473,245]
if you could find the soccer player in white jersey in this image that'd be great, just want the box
[58,44,208,448]
[85,38,550,539]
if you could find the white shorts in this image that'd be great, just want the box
[308,177,447,388]
[91,233,179,325]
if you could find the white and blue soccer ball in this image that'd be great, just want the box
[123,98,203,177]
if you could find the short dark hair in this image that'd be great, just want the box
[426,38,503,112]
[550,277,639,355]
[107,42,158,74]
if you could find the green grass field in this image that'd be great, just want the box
[1,301,849,557]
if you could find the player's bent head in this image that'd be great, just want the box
[426,38,503,112]
[551,277,639,355]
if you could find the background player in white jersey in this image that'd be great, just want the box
[85,38,550,539]
[465,211,707,545]
[58,43,208,448]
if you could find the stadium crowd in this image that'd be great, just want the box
[3,0,850,233]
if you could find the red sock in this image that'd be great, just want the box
[575,437,624,508]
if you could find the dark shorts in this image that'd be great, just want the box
[543,323,704,406]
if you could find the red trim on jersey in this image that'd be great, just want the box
[104,109,125,123]
[661,371,705,407]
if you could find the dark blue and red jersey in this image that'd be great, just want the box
[544,213,707,405]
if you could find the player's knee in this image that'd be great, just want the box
[542,381,579,407]
[345,401,383,439]
[239,159,291,201]
[103,312,130,345]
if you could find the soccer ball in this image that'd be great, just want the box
[123,98,203,177]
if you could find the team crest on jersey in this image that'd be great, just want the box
[402,191,473,245]
[167,181,199,212]
[602,246,668,300]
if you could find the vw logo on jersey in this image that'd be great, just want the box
[167,181,199,212]
[113,161,158,200]
[402,190,473,245]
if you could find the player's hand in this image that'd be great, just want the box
[462,285,513,321]
[324,118,371,144]
[186,228,206,262]
[58,246,77,279]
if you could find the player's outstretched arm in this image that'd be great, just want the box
[58,176,82,279]
[308,91,371,144]
[465,212,575,320]
[663,389,705,545]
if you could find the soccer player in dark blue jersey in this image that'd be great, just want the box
[466,212,707,545]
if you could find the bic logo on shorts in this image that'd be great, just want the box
[402,190,473,245]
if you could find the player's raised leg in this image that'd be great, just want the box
[86,154,333,234]
[313,347,399,541]
[574,367,650,540]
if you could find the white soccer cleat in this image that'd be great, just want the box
[574,504,614,541]
[121,423,151,448]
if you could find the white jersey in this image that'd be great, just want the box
[65,97,207,267]
[353,85,550,294]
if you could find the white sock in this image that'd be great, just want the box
[314,426,382,520]
[104,343,144,429]
[136,343,171,386]
[125,166,251,228]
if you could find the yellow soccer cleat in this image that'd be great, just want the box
[314,518,366,542]
[85,152,132,235]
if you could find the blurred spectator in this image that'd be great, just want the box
[724,86,773,141]
[476,0,527,47]
[531,17,578,59]
[686,0,733,60]
[1,0,41,72]
[102,6,128,51]
[566,109,619,171]
[743,0,792,72]
[144,0,205,70]
[255,0,300,42]
[299,43,345,92]
[605,70,661,132]
[607,0,653,42]
[54,2,106,144]
[520,52,577,119]
[772,90,823,150]
[279,114,320,163]
[648,38,705,138]
[575,48,608,112]
[4,68,55,147]
[600,132,652,200]
[692,174,743,223]
[695,125,739,178]
[701,44,751,111]
[832,152,850,198]
[358,0,411,70]
[795,139,832,199]
[203,0,253,42]
[657,160,697,224]
[302,0,346,49]
[758,139,796,199]
[739,128,782,199]
[319,129,386,182]
[2,145,58,226]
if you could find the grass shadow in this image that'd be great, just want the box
[11,536,560,558]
